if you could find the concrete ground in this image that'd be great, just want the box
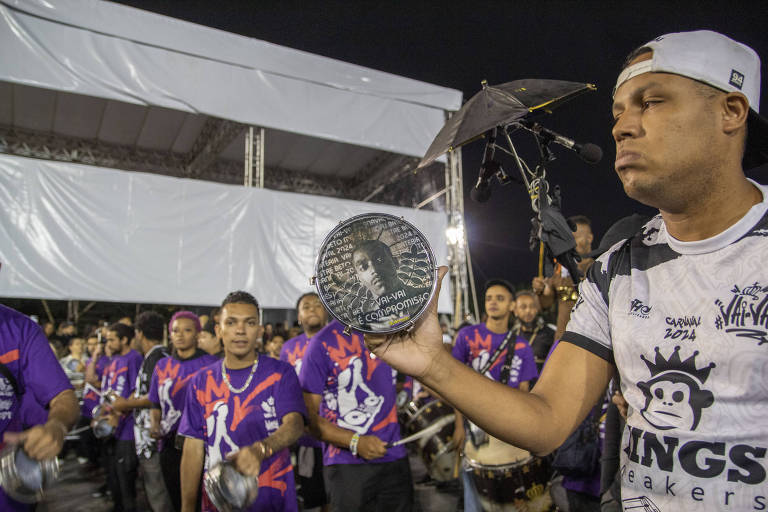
[35,450,461,511]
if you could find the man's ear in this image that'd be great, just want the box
[721,92,750,135]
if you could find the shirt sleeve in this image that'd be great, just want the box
[274,364,308,424]
[514,341,538,383]
[560,254,614,363]
[148,365,160,407]
[298,335,329,395]
[178,373,204,440]
[20,320,72,408]
[451,329,468,363]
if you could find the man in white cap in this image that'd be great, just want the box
[366,30,768,511]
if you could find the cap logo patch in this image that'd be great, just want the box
[729,70,744,90]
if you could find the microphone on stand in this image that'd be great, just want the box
[470,128,499,203]
[519,120,603,164]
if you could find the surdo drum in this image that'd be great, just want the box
[402,397,457,482]
[464,434,554,511]
[313,213,438,334]
[0,445,60,503]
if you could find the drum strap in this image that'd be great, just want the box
[499,339,518,386]
[478,331,514,376]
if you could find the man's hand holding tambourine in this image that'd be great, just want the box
[365,266,449,381]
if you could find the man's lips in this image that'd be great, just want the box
[615,150,642,170]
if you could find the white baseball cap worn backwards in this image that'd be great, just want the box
[614,30,768,170]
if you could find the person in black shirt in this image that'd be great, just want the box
[512,290,555,374]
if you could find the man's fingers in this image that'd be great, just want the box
[425,266,449,318]
[3,431,26,445]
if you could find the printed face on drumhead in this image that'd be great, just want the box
[352,241,400,298]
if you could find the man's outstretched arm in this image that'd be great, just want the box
[368,267,613,455]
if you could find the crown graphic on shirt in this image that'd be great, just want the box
[640,346,716,384]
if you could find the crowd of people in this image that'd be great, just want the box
[0,28,766,512]
[1,211,638,512]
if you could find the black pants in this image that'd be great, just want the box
[295,445,328,508]
[324,457,414,512]
[76,415,99,464]
[160,439,183,512]
[113,439,138,512]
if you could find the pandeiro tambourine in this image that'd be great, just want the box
[204,460,259,512]
[0,445,60,503]
[313,213,438,334]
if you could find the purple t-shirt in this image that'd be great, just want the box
[299,319,406,466]
[280,333,321,449]
[452,323,538,387]
[148,351,218,436]
[178,356,307,512]
[0,304,73,511]
[81,355,110,418]
[102,349,143,441]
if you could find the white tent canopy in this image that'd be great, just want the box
[0,154,449,310]
[0,0,461,158]
[0,0,461,311]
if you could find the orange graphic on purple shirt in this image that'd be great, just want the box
[372,404,397,431]
[196,370,231,417]
[283,341,306,366]
[106,364,127,386]
[466,328,492,361]
[0,349,19,365]
[325,329,381,380]
[230,372,281,432]
[257,451,292,496]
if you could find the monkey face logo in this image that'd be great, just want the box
[637,346,715,431]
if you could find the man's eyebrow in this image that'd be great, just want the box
[612,81,665,112]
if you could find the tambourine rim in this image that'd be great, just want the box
[313,212,439,335]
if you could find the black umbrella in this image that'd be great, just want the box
[418,79,595,169]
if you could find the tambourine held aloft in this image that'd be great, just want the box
[204,460,259,512]
[313,213,438,334]
[0,445,60,503]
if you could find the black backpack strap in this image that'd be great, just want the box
[0,361,22,396]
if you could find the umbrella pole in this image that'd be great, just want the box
[538,241,544,278]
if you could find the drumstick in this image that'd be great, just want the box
[538,241,544,278]
[385,414,455,448]
[452,449,461,479]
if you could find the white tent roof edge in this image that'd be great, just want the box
[0,0,462,158]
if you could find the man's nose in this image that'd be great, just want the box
[612,111,642,143]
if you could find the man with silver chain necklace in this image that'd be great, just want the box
[178,291,307,512]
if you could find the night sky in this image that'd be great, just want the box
[116,0,768,288]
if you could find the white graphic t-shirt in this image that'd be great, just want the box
[563,181,768,512]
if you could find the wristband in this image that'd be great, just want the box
[349,433,360,457]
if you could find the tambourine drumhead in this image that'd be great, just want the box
[314,213,438,334]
